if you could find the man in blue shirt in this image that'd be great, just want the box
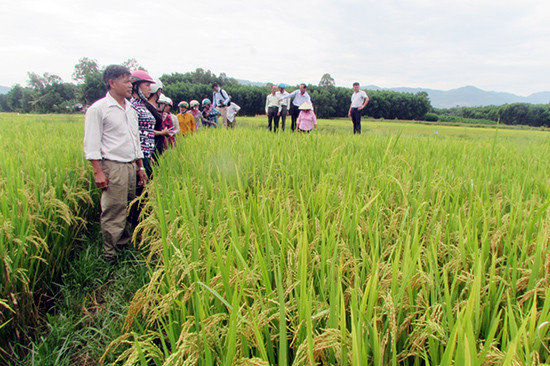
[280,83,312,131]
[212,82,231,128]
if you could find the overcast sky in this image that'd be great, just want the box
[1,0,548,95]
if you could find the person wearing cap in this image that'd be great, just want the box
[189,100,202,130]
[130,71,162,177]
[275,83,290,131]
[177,101,196,135]
[279,83,312,131]
[348,82,369,134]
[147,78,169,158]
[201,98,221,128]
[265,85,280,132]
[296,102,317,133]
[158,94,176,147]
[83,65,147,264]
[212,82,231,128]
[226,101,241,129]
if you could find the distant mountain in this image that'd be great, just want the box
[365,85,550,109]
[0,86,10,95]
[236,79,268,87]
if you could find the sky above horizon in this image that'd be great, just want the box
[1,0,549,96]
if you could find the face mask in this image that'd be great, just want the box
[137,89,148,101]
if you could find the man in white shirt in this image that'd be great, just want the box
[275,83,290,131]
[280,83,312,131]
[83,65,148,264]
[348,82,369,134]
[212,82,231,128]
[265,85,280,132]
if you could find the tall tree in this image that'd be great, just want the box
[72,57,99,83]
[122,58,146,72]
[319,73,335,88]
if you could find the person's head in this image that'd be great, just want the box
[178,101,189,113]
[299,83,307,94]
[202,98,212,109]
[103,65,132,98]
[149,78,163,101]
[190,100,200,111]
[130,70,155,99]
[271,85,277,94]
[353,82,360,92]
[278,83,286,92]
[212,82,219,92]
[298,102,313,112]
[158,94,173,113]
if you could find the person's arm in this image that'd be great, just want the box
[297,112,302,129]
[222,89,230,106]
[83,105,103,160]
[348,96,354,117]
[135,159,147,186]
[265,95,269,115]
[359,93,369,110]
[280,90,297,100]
[313,113,317,129]
[172,114,180,134]
[89,159,108,189]
[84,106,108,189]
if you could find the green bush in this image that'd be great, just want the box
[424,112,439,122]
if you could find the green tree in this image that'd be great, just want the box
[122,58,145,72]
[72,57,99,83]
[319,73,335,89]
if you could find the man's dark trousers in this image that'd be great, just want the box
[351,108,362,134]
[290,104,300,131]
[279,105,288,131]
[268,106,279,131]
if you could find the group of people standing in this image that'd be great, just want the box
[84,64,370,262]
[265,82,370,134]
[83,65,241,263]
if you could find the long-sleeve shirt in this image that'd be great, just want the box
[276,91,290,109]
[177,111,196,135]
[84,92,143,162]
[212,88,230,107]
[297,110,317,131]
[281,89,312,108]
[265,94,280,114]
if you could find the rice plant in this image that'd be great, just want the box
[0,113,95,361]
[107,125,550,365]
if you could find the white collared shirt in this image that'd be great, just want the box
[351,90,368,108]
[83,92,143,162]
[276,90,290,109]
[281,89,312,108]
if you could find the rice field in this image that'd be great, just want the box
[0,114,96,360]
[110,120,550,365]
[1,113,550,365]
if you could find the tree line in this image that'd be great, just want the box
[1,57,547,126]
[0,58,433,120]
[435,104,550,127]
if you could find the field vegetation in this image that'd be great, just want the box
[1,114,549,365]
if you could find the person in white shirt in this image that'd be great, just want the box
[280,83,312,131]
[348,82,369,134]
[226,102,241,129]
[275,83,290,131]
[265,85,280,132]
[83,65,148,264]
[212,82,231,128]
